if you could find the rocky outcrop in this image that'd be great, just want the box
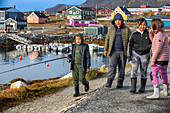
[10,81,27,89]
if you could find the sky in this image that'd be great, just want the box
[0,0,86,12]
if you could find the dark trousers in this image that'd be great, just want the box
[72,63,87,86]
[107,51,127,80]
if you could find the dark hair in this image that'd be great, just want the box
[150,18,164,33]
[137,18,147,27]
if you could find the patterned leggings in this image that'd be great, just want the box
[131,51,150,79]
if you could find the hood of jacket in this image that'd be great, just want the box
[111,13,124,28]
[74,33,84,45]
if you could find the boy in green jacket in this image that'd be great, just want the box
[66,33,91,97]
[104,13,131,88]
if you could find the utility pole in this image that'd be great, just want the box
[96,0,98,20]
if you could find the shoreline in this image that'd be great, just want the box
[0,67,107,112]
[0,72,73,91]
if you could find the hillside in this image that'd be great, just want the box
[45,0,170,14]
[45,4,74,14]
[82,0,170,9]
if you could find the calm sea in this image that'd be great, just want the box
[0,49,108,84]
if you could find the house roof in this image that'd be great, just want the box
[34,12,48,18]
[97,8,104,10]
[6,7,21,13]
[77,7,95,11]
[127,6,160,8]
[72,19,95,21]
[0,7,11,11]
[164,4,170,6]
[6,18,27,22]
[98,7,112,11]
[147,15,170,19]
[119,6,131,15]
[57,11,62,13]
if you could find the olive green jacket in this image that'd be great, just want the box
[104,25,131,56]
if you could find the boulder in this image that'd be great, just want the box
[100,65,108,73]
[10,81,27,89]
[60,73,72,79]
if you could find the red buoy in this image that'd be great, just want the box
[46,64,49,67]
[19,56,22,61]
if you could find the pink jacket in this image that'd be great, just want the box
[150,31,169,63]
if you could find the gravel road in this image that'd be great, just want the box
[3,62,170,113]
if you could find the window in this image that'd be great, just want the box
[75,21,78,24]
[73,12,76,15]
[69,11,72,14]
[79,21,81,24]
[32,14,34,16]
[1,17,4,20]
[76,11,79,14]
[116,11,118,13]
[119,11,121,13]
[85,21,89,24]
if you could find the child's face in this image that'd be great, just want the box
[150,21,153,30]
[138,21,147,32]
[115,19,122,28]
[75,36,81,45]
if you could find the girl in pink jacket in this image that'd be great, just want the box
[147,18,169,99]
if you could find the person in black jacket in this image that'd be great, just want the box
[128,18,152,93]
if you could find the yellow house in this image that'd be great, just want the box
[111,6,131,21]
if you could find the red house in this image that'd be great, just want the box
[27,12,48,24]
[98,7,113,14]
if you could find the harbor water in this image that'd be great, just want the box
[0,49,108,84]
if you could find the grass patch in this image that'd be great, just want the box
[86,68,106,80]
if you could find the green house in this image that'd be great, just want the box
[66,6,96,20]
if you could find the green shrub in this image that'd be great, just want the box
[86,69,104,80]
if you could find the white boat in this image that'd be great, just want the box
[22,45,27,50]
[88,43,99,51]
[27,45,34,51]
[40,46,45,51]
[34,46,39,51]
[52,46,58,51]
[98,46,104,52]
[58,46,69,52]
[16,45,22,50]
[45,45,51,51]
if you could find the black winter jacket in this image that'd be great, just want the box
[129,29,151,56]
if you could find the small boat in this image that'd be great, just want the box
[52,46,58,51]
[98,46,104,52]
[34,46,39,51]
[16,45,22,50]
[88,43,99,51]
[58,46,69,52]
[23,45,27,50]
[45,45,51,51]
[27,45,34,51]
[40,46,45,51]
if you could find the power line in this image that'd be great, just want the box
[0,56,66,75]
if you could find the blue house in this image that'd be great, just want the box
[146,15,170,27]
[0,5,26,31]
